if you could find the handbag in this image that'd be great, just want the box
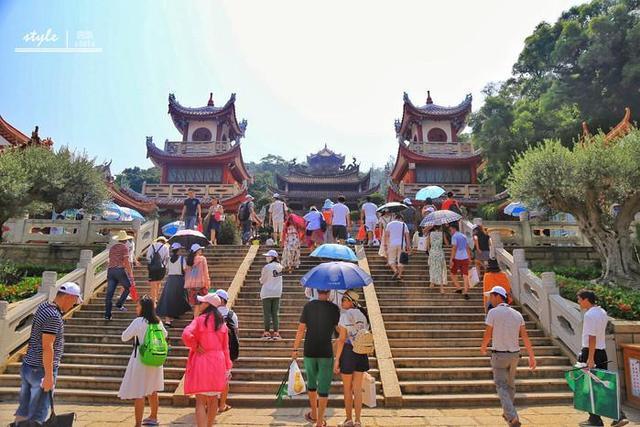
[362,372,377,408]
[469,267,480,288]
[10,392,75,427]
[399,224,409,265]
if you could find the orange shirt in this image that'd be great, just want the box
[483,271,512,305]
[322,210,333,225]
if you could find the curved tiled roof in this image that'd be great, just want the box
[167,92,247,138]
[403,92,472,118]
[395,92,473,138]
[0,115,29,146]
[276,169,369,185]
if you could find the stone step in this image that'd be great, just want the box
[401,391,573,407]
[385,329,546,338]
[0,374,181,392]
[393,355,569,368]
[381,321,539,331]
[392,346,562,358]
[4,363,185,379]
[396,365,569,381]
[0,387,176,406]
[399,378,567,394]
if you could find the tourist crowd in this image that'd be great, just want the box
[12,190,629,427]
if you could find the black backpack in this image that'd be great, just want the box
[320,213,327,232]
[225,310,240,361]
[238,202,250,221]
[147,244,165,276]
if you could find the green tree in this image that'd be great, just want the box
[507,128,640,285]
[472,0,640,189]
[115,166,160,192]
[0,146,109,228]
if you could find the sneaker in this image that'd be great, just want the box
[142,419,159,426]
[579,420,604,427]
[116,306,128,312]
[611,419,629,427]
[104,316,112,321]
[464,294,470,300]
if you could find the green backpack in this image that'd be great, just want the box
[138,323,168,367]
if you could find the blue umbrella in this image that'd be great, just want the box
[415,185,446,201]
[101,202,123,221]
[162,221,184,237]
[119,207,145,222]
[310,244,358,262]
[504,202,527,217]
[300,261,372,290]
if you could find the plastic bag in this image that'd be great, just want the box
[469,267,480,288]
[356,225,367,241]
[417,236,428,252]
[362,372,376,407]
[287,360,306,396]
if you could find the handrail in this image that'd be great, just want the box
[0,219,158,366]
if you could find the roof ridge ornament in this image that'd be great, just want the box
[426,90,433,105]
[207,92,214,107]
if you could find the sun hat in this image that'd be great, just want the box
[114,230,133,241]
[403,198,413,205]
[58,282,83,304]
[215,289,229,302]
[262,249,278,258]
[197,292,222,307]
[155,236,167,243]
[322,199,334,210]
[484,285,507,299]
[170,242,182,250]
[343,290,360,304]
[190,243,204,252]
[487,258,501,273]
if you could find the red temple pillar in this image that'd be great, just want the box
[470,164,477,184]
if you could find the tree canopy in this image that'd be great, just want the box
[0,146,109,226]
[472,0,640,189]
[115,166,160,193]
[507,127,640,284]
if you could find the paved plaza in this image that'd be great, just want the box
[1,403,639,426]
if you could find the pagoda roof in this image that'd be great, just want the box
[107,183,157,215]
[272,184,380,201]
[276,169,369,185]
[0,115,53,150]
[395,91,472,139]
[146,138,251,182]
[168,92,247,139]
[390,143,483,181]
[307,144,346,164]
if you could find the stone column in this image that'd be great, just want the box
[77,218,91,245]
[511,249,528,303]
[77,249,94,298]
[519,211,533,246]
[540,271,558,335]
[39,271,58,301]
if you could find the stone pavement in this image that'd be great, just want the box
[1,403,639,426]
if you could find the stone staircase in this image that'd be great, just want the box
[226,246,381,407]
[0,245,248,405]
[363,247,573,407]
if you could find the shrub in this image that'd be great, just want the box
[0,260,24,286]
[0,277,41,303]
[217,217,240,245]
[531,264,601,281]
[14,262,75,277]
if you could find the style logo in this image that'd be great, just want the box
[15,28,102,53]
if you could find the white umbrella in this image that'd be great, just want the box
[376,202,408,213]
[420,209,462,227]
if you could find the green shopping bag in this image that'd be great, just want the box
[565,368,620,420]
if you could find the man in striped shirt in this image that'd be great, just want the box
[14,282,82,424]
[105,231,135,320]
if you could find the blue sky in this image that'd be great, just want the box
[0,0,583,173]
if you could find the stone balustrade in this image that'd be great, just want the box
[0,219,158,366]
[142,183,242,199]
[400,182,496,200]
[1,218,147,246]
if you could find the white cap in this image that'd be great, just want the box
[190,243,204,252]
[246,194,255,200]
[484,285,507,299]
[58,282,83,304]
[215,289,229,301]
[197,292,222,307]
[170,242,182,250]
[403,198,412,205]
[273,193,280,199]
[262,249,278,258]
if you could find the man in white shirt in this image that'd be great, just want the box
[268,194,288,245]
[576,289,628,427]
[145,236,170,302]
[481,286,536,427]
[331,195,351,244]
[383,214,411,279]
[360,196,378,246]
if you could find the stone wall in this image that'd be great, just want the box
[510,246,600,268]
[0,244,104,266]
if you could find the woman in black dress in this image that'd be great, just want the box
[156,243,191,327]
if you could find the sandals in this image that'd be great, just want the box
[271,332,282,341]
[304,411,326,426]
[339,420,355,427]
[142,419,159,426]
[262,332,272,341]
[218,404,232,413]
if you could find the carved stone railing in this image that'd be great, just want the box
[460,218,615,369]
[2,218,147,246]
[401,183,496,200]
[0,219,157,365]
[142,183,241,199]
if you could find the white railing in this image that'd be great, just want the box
[479,213,590,247]
[2,218,146,246]
[0,219,158,365]
[142,183,241,199]
[460,218,616,369]
[401,182,496,200]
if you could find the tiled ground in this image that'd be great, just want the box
[1,403,639,426]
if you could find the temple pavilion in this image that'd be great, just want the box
[274,145,378,211]
[115,92,252,214]
[387,91,496,207]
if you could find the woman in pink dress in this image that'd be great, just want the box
[182,293,232,427]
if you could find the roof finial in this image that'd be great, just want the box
[426,90,433,105]
[324,143,327,149]
[207,92,214,107]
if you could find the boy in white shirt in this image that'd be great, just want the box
[360,196,378,246]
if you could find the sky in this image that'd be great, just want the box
[0,0,584,173]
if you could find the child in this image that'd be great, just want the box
[118,296,167,427]
[185,243,211,316]
[182,293,232,427]
[260,249,283,340]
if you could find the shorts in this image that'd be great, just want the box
[332,225,347,240]
[304,357,333,397]
[476,250,490,261]
[365,220,377,232]
[187,287,208,305]
[387,245,402,266]
[15,363,58,422]
[272,220,284,234]
[207,220,221,234]
[339,344,369,374]
[451,258,470,275]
